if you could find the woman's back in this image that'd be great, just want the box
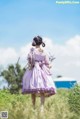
[22,36,56,100]
[32,47,46,62]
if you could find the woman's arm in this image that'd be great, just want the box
[44,54,52,69]
[27,48,35,69]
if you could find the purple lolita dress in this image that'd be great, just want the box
[22,48,56,97]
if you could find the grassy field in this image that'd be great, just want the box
[0,88,80,119]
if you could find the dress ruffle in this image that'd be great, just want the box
[22,87,56,97]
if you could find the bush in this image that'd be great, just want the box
[1,63,25,94]
[68,84,80,116]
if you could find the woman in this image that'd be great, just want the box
[22,36,56,111]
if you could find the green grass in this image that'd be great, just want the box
[0,88,79,119]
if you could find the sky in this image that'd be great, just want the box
[0,0,80,48]
[0,0,80,88]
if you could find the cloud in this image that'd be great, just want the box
[66,35,80,47]
[0,35,80,82]
[0,48,18,66]
[48,35,80,82]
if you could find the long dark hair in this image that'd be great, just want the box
[32,36,45,47]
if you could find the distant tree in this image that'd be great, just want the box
[0,65,4,76]
[0,58,26,94]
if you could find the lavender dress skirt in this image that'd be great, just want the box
[22,49,56,97]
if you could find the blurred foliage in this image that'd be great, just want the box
[68,84,80,116]
[0,61,26,94]
[0,88,80,119]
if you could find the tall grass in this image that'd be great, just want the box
[0,88,79,119]
[68,84,80,117]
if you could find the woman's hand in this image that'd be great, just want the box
[47,64,52,69]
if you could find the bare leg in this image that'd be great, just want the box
[31,93,36,109]
[40,93,45,112]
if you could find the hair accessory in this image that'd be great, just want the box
[42,42,45,47]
